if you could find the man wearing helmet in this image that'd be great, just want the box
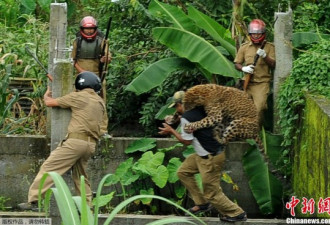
[72,16,111,135]
[234,19,276,125]
[72,16,111,99]
[159,91,247,222]
[18,72,107,210]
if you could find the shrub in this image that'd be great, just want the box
[277,39,329,177]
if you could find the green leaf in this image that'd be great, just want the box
[79,176,89,225]
[157,142,184,153]
[292,32,330,48]
[174,182,186,198]
[152,27,239,78]
[182,145,195,158]
[92,192,115,208]
[37,0,51,12]
[149,0,199,34]
[140,188,154,205]
[265,132,284,167]
[121,171,140,186]
[104,174,120,186]
[115,158,134,176]
[125,57,192,95]
[242,146,283,214]
[155,102,176,120]
[21,0,36,14]
[125,138,156,153]
[167,157,182,183]
[138,151,165,171]
[111,158,140,185]
[187,5,236,57]
[151,165,169,188]
[94,174,115,224]
[40,172,80,225]
[72,196,94,225]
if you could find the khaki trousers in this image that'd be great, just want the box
[247,82,270,123]
[177,153,244,217]
[28,138,96,205]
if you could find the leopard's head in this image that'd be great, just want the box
[183,86,206,111]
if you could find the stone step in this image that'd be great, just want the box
[0,212,287,225]
[0,211,46,217]
[100,214,287,225]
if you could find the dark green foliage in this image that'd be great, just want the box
[0,64,19,131]
[293,1,330,34]
[277,39,329,177]
[96,0,209,135]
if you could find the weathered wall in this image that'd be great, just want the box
[293,95,330,218]
[0,136,261,216]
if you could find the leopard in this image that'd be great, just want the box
[183,84,260,147]
[182,84,286,185]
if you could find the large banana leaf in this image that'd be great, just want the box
[149,0,199,34]
[242,143,283,214]
[152,27,240,78]
[155,102,176,120]
[292,32,330,47]
[187,5,236,57]
[125,57,192,95]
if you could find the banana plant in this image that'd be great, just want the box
[242,130,284,215]
[125,0,240,95]
[292,32,330,47]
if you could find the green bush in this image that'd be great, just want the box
[277,39,330,177]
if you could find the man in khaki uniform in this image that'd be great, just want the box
[72,16,111,135]
[159,91,247,222]
[18,72,107,210]
[234,19,276,124]
[72,16,112,97]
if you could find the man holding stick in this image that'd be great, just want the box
[234,19,276,125]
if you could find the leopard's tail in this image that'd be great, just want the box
[255,135,264,153]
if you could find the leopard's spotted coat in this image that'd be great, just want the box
[183,84,261,147]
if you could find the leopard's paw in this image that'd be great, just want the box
[218,137,227,145]
[184,123,195,133]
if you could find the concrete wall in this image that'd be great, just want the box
[293,95,330,218]
[0,136,260,217]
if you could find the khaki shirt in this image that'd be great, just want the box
[71,38,110,76]
[234,41,275,82]
[57,88,107,140]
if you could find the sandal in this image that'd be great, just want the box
[220,211,247,222]
[185,203,213,215]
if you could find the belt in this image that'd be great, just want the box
[67,133,97,143]
[200,150,223,159]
